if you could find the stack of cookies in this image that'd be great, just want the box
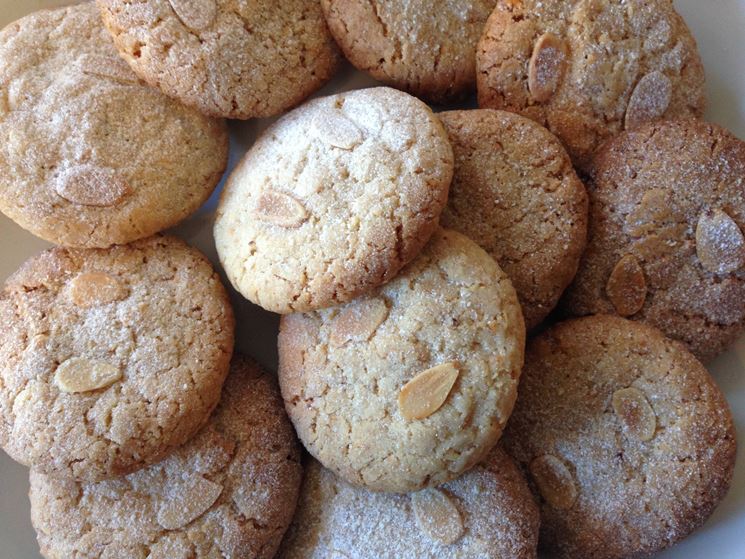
[0,1,741,559]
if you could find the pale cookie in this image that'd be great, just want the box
[503,315,736,559]
[321,0,497,103]
[30,356,303,559]
[278,229,525,492]
[277,446,539,559]
[98,0,341,119]
[214,87,454,314]
[563,119,745,361]
[439,109,588,330]
[477,0,706,170]
[0,236,234,481]
[0,4,228,248]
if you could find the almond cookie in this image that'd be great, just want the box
[278,445,539,559]
[30,356,302,559]
[0,4,228,248]
[321,0,496,104]
[439,109,588,330]
[278,229,525,492]
[502,315,736,559]
[477,0,706,170]
[0,236,234,482]
[98,0,341,119]
[214,87,454,314]
[563,119,745,361]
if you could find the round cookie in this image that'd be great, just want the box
[30,356,303,559]
[563,119,745,361]
[477,0,706,170]
[321,0,497,104]
[439,109,588,330]
[0,236,234,482]
[214,87,454,315]
[0,4,228,249]
[278,445,539,559]
[278,228,525,492]
[98,0,341,119]
[502,315,736,559]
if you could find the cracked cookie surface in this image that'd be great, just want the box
[98,0,341,119]
[278,229,525,492]
[502,315,736,559]
[321,0,496,103]
[563,119,745,361]
[0,3,228,248]
[439,109,588,330]
[30,356,302,559]
[277,445,539,558]
[476,0,706,170]
[0,236,234,481]
[214,87,454,314]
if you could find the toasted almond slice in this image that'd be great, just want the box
[54,358,121,393]
[399,362,459,420]
[54,165,132,207]
[329,298,388,347]
[68,272,128,308]
[695,209,745,274]
[625,71,672,130]
[411,488,464,545]
[606,255,646,317]
[612,387,657,441]
[312,110,364,150]
[78,54,138,84]
[528,33,568,102]
[157,477,223,530]
[530,454,577,509]
[254,190,308,228]
[168,0,217,31]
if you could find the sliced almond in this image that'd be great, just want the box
[695,209,745,274]
[398,362,459,421]
[411,488,464,545]
[312,110,364,150]
[624,189,671,237]
[528,33,568,102]
[612,387,656,441]
[68,272,128,308]
[606,255,646,317]
[254,190,308,228]
[168,0,217,31]
[625,71,672,130]
[54,165,132,207]
[157,477,223,530]
[54,358,122,393]
[529,454,577,510]
[329,298,388,347]
[78,54,138,84]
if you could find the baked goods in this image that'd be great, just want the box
[214,87,454,314]
[321,0,496,103]
[97,0,340,120]
[477,0,706,170]
[278,446,539,559]
[502,315,736,559]
[563,119,745,361]
[439,109,588,330]
[0,236,234,481]
[0,3,228,248]
[30,356,302,559]
[278,228,525,492]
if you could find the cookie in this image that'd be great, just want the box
[0,4,228,248]
[98,0,341,120]
[502,315,737,559]
[0,236,234,482]
[563,119,745,361]
[477,0,706,170]
[30,356,303,559]
[278,445,539,559]
[439,109,588,330]
[321,0,496,104]
[214,87,454,314]
[278,228,525,492]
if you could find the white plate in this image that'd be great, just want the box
[1,1,744,557]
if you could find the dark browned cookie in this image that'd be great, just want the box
[503,315,736,559]
[563,119,745,361]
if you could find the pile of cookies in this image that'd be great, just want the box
[0,1,740,558]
